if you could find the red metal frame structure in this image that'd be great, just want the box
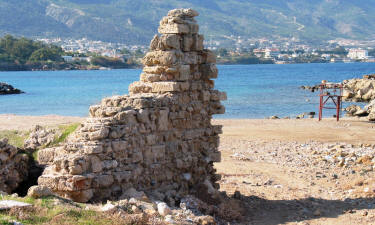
[318,82,343,121]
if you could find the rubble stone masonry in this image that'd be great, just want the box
[37,8,226,203]
[0,139,28,193]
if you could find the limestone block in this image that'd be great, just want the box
[140,73,160,82]
[143,50,180,66]
[177,65,191,81]
[168,8,199,18]
[146,134,157,145]
[165,67,179,75]
[136,109,150,123]
[182,34,193,52]
[201,50,216,64]
[158,23,190,34]
[113,171,131,183]
[69,165,83,175]
[189,23,199,34]
[111,140,127,152]
[103,160,118,170]
[70,189,93,203]
[88,127,109,141]
[157,109,169,131]
[201,90,211,102]
[91,156,103,173]
[37,147,57,165]
[161,34,181,50]
[179,82,190,91]
[89,105,100,117]
[132,98,153,108]
[114,110,137,124]
[152,145,166,161]
[183,52,198,65]
[94,175,114,188]
[83,145,103,154]
[143,66,165,75]
[150,35,160,50]
[152,82,180,93]
[200,64,218,79]
[129,81,152,94]
[132,151,143,163]
[194,34,204,51]
[27,185,53,198]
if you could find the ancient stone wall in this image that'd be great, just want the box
[0,139,29,193]
[37,8,226,203]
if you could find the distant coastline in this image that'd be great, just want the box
[0,35,141,72]
[2,61,374,72]
[0,62,139,72]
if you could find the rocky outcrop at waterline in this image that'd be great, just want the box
[0,82,24,95]
[342,75,375,102]
[300,74,375,121]
[341,74,375,121]
[36,8,226,204]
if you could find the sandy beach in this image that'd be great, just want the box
[1,115,375,224]
[0,114,83,131]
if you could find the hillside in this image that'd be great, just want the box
[0,0,375,44]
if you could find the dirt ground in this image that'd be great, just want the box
[0,114,83,131]
[213,118,375,225]
[2,115,375,224]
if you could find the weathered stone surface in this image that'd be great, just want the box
[343,77,375,102]
[152,82,180,93]
[27,185,53,198]
[24,125,60,149]
[157,202,172,216]
[342,76,375,121]
[0,200,32,210]
[37,8,226,204]
[0,139,29,194]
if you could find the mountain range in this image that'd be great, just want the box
[1,0,375,45]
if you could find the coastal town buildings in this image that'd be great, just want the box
[37,37,375,65]
[347,49,369,60]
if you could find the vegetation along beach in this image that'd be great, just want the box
[1,1,375,225]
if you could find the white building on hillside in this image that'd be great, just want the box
[264,48,280,59]
[347,49,368,60]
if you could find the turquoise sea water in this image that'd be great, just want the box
[1,63,375,118]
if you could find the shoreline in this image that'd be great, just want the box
[1,114,374,144]
[1,61,375,72]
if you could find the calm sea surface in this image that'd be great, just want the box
[1,63,375,118]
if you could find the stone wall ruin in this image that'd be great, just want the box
[37,8,226,203]
[0,139,29,194]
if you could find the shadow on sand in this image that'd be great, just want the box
[236,194,375,225]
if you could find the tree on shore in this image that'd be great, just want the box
[0,35,63,64]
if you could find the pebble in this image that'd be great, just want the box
[157,202,172,216]
[101,202,116,212]
[165,215,175,224]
